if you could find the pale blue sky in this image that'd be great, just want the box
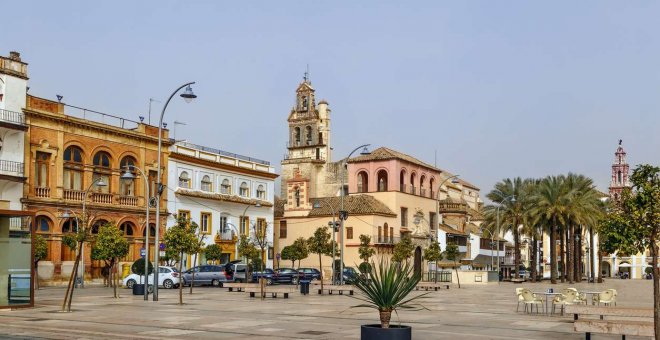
[4,1,659,194]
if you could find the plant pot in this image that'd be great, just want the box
[361,324,411,340]
[133,283,145,295]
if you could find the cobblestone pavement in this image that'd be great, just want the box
[0,279,653,339]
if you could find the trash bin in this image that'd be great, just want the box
[300,280,310,295]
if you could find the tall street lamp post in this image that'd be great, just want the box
[120,165,150,301]
[153,82,197,301]
[79,177,107,288]
[339,144,371,285]
[313,200,338,283]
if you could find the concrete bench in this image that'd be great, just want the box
[566,305,654,339]
[415,284,450,291]
[223,283,258,292]
[248,290,289,299]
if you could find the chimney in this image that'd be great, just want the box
[9,51,21,61]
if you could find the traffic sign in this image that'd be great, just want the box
[159,243,165,251]
[140,248,146,257]
[339,210,349,221]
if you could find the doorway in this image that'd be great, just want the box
[414,246,422,277]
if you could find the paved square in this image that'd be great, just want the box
[0,280,652,339]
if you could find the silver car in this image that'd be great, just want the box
[182,265,228,286]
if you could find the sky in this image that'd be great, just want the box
[3,1,659,195]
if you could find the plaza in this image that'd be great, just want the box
[0,280,652,339]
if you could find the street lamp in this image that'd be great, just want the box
[77,177,107,288]
[223,222,240,260]
[491,191,515,274]
[339,144,370,285]
[120,165,150,301]
[153,82,196,301]
[313,200,338,283]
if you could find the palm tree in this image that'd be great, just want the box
[531,175,571,284]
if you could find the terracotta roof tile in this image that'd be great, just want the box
[348,147,445,173]
[175,188,274,207]
[308,195,396,217]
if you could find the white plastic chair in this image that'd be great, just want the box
[520,289,544,314]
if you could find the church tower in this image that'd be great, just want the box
[608,139,630,201]
[281,76,339,204]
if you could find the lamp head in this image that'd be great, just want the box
[360,146,371,156]
[255,202,261,208]
[120,168,136,181]
[510,196,516,203]
[95,178,107,187]
[451,176,460,184]
[180,85,197,103]
[61,211,71,219]
[313,201,321,209]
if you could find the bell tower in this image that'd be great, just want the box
[608,139,630,201]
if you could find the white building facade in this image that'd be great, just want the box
[166,142,277,270]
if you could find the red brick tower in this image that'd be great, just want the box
[608,139,630,201]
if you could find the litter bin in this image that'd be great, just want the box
[300,280,310,295]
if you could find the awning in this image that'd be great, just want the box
[472,254,496,267]
[618,263,631,268]
[437,252,468,267]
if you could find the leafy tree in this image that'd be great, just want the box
[291,237,309,268]
[358,234,375,264]
[307,226,337,291]
[444,243,461,288]
[598,164,660,338]
[280,245,295,267]
[423,241,443,283]
[392,234,414,263]
[238,234,259,283]
[164,216,199,304]
[33,234,48,290]
[204,244,223,264]
[91,223,129,298]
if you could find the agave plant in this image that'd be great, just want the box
[350,258,427,328]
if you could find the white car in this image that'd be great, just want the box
[123,266,180,289]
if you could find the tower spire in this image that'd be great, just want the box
[303,64,309,82]
[609,139,630,201]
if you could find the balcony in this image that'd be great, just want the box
[0,109,26,127]
[420,188,427,197]
[410,186,417,195]
[34,187,50,198]
[373,234,400,245]
[287,140,326,149]
[91,192,113,204]
[0,160,24,178]
[438,202,468,214]
[117,195,139,206]
[63,189,85,201]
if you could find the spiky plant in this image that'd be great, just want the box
[350,258,427,328]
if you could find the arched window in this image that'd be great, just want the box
[305,126,313,144]
[239,182,249,197]
[410,173,416,195]
[220,179,231,194]
[143,223,156,237]
[119,156,137,196]
[384,223,389,240]
[357,171,369,193]
[294,127,301,144]
[377,170,388,192]
[35,216,51,233]
[294,186,300,207]
[62,218,78,233]
[120,222,135,236]
[385,222,392,242]
[256,185,266,199]
[35,152,50,188]
[420,175,426,196]
[201,175,212,192]
[179,171,190,188]
[400,170,406,192]
[63,146,84,190]
[92,219,108,234]
[92,151,111,193]
[378,226,382,243]
[617,171,622,184]
[429,178,435,198]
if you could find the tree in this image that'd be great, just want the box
[33,234,48,290]
[392,234,414,263]
[163,216,199,305]
[237,234,258,283]
[291,237,309,268]
[204,244,223,264]
[280,245,295,267]
[307,226,337,291]
[444,243,461,288]
[91,223,129,298]
[423,241,443,283]
[598,164,660,339]
[358,234,375,264]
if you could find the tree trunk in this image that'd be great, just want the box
[597,251,604,284]
[454,262,461,288]
[113,259,118,298]
[531,234,538,283]
[434,260,438,284]
[650,240,659,340]
[34,262,39,291]
[576,226,582,282]
[178,251,184,305]
[550,220,557,284]
[190,252,197,295]
[567,225,574,284]
[560,226,565,283]
[379,309,392,329]
[66,240,84,312]
[513,219,520,279]
[319,253,324,291]
[589,226,595,283]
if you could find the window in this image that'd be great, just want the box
[377,170,388,192]
[36,152,49,187]
[91,220,108,234]
[429,213,437,232]
[239,182,249,197]
[220,179,231,194]
[201,175,212,192]
[401,207,408,227]
[346,227,353,240]
[143,223,156,237]
[268,247,274,260]
[378,226,382,242]
[61,218,77,233]
[178,210,190,220]
[256,185,266,199]
[179,171,191,188]
[294,186,300,207]
[399,170,406,192]
[120,222,135,236]
[240,216,249,235]
[63,146,83,190]
[429,178,435,198]
[92,151,111,193]
[420,175,426,196]
[35,216,51,232]
[384,224,389,240]
[219,216,228,233]
[305,126,312,144]
[200,212,211,234]
[279,221,287,239]
[410,173,416,194]
[357,171,369,193]
[256,218,267,235]
[294,127,301,144]
[119,156,137,196]
[148,170,158,199]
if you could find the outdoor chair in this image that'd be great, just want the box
[520,289,544,314]
[552,290,579,315]
[597,289,616,306]
[564,288,587,304]
[516,288,524,312]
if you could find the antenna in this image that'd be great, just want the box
[173,121,187,141]
[434,149,437,167]
[304,64,310,82]
[148,98,161,125]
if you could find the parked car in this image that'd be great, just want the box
[123,266,180,289]
[272,268,302,285]
[251,268,275,284]
[224,261,248,282]
[298,268,322,281]
[334,267,358,284]
[182,265,230,286]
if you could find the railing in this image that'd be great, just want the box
[373,234,399,245]
[438,202,468,213]
[117,195,139,206]
[63,104,141,130]
[91,192,113,204]
[399,184,408,193]
[63,189,85,201]
[0,109,26,126]
[177,141,270,165]
[34,187,50,198]
[423,271,452,283]
[0,160,23,176]
[420,188,427,197]
[288,140,325,148]
[410,186,416,195]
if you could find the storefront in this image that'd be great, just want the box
[0,210,34,309]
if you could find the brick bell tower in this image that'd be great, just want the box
[608,139,630,201]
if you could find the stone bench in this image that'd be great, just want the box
[566,305,654,339]
[415,284,450,291]
[223,283,258,292]
[317,287,354,295]
[248,290,289,299]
